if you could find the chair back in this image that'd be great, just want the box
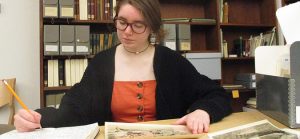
[0,78,16,125]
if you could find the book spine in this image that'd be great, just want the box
[222,2,228,23]
[44,60,48,87]
[288,79,297,127]
[59,60,65,86]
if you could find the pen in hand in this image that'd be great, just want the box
[2,80,42,129]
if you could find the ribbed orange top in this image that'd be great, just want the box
[111,80,157,122]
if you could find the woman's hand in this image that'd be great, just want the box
[174,109,210,134]
[14,109,42,132]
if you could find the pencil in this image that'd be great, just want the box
[3,80,30,113]
[2,80,42,129]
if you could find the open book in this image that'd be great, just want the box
[105,122,201,139]
[208,120,300,139]
[0,123,99,139]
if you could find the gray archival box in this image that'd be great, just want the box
[256,41,300,128]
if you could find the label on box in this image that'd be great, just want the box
[296,106,300,124]
[232,90,239,98]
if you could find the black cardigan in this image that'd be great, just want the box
[37,45,232,127]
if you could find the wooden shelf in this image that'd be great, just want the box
[225,88,255,93]
[222,57,254,61]
[43,19,114,25]
[43,55,94,60]
[220,23,275,29]
[44,86,71,91]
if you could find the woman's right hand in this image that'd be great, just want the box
[14,109,42,132]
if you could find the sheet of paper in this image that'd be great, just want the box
[255,45,291,77]
[0,123,99,139]
[208,120,299,139]
[276,1,300,44]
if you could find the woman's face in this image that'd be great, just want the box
[115,4,151,48]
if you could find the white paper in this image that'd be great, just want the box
[255,45,291,77]
[276,1,300,44]
[76,46,89,52]
[296,106,300,124]
[45,45,58,52]
[0,123,99,139]
[61,45,74,52]
[208,120,299,139]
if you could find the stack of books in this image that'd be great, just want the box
[234,73,256,89]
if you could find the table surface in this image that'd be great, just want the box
[0,111,295,138]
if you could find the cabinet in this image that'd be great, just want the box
[39,0,277,110]
[220,0,276,112]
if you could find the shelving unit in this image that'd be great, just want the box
[39,0,278,111]
[219,0,276,112]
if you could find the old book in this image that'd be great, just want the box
[208,120,300,139]
[222,40,228,58]
[47,60,54,87]
[58,60,65,86]
[222,2,229,23]
[162,18,190,22]
[79,0,88,20]
[104,122,199,139]
[190,18,216,24]
[64,59,71,87]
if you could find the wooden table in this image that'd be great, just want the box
[95,111,293,139]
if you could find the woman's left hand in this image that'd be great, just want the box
[174,109,210,134]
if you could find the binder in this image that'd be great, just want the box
[60,25,75,55]
[162,24,176,51]
[47,60,54,87]
[44,25,60,55]
[75,26,90,55]
[59,0,75,18]
[79,0,88,20]
[177,24,191,51]
[43,0,58,18]
[64,59,71,87]
[256,41,300,128]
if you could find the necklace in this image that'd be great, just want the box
[123,44,150,54]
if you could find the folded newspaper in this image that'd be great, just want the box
[208,120,300,139]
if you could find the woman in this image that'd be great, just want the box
[14,0,232,134]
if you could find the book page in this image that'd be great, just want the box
[208,120,299,139]
[0,123,99,139]
[105,122,197,139]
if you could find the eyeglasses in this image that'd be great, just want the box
[114,18,147,34]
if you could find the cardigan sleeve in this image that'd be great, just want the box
[178,55,232,123]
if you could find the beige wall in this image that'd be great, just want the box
[0,0,40,124]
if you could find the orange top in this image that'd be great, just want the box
[111,80,157,122]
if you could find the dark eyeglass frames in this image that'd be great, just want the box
[114,18,147,34]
